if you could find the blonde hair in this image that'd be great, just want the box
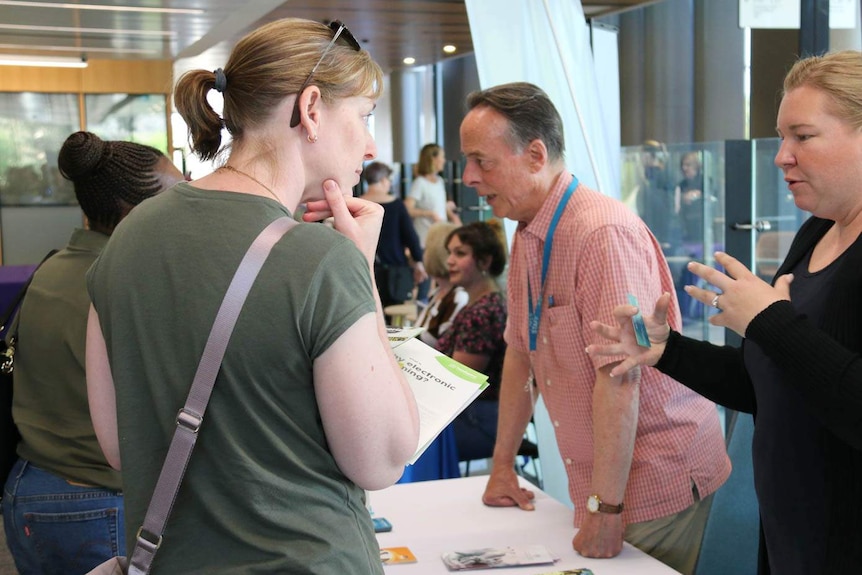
[174,18,383,160]
[424,222,459,278]
[417,143,443,177]
[783,50,862,130]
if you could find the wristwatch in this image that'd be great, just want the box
[586,494,624,514]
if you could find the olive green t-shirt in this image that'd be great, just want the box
[15,228,121,490]
[87,183,381,574]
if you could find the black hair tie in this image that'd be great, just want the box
[213,68,227,93]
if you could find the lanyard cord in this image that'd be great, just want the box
[527,176,578,351]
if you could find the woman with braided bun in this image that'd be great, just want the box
[2,131,182,575]
[85,17,420,574]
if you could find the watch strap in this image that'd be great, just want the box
[597,500,624,514]
[588,494,624,514]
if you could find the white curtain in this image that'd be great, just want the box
[464,0,622,508]
[464,0,620,198]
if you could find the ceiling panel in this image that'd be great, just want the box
[0,0,661,73]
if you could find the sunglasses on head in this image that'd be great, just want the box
[289,20,361,128]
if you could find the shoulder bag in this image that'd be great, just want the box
[87,216,297,575]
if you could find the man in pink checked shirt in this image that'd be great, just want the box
[458,82,730,575]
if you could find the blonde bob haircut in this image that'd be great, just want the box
[174,18,384,161]
[783,50,862,131]
[423,222,459,279]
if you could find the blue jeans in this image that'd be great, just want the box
[2,458,125,575]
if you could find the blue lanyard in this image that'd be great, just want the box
[528,176,578,351]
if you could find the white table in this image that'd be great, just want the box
[374,475,681,574]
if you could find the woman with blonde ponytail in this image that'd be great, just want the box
[85,17,419,574]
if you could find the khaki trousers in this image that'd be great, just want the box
[624,488,714,575]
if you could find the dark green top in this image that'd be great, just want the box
[87,183,381,574]
[15,228,122,490]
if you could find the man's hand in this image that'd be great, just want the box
[482,466,535,510]
[572,512,624,558]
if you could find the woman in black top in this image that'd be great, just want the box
[362,161,426,306]
[588,50,862,575]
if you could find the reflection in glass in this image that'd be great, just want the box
[0,92,78,206]
[621,141,726,343]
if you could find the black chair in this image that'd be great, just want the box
[458,414,542,488]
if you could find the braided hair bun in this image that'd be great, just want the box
[57,131,110,181]
[58,131,167,232]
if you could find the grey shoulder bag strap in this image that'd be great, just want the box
[127,216,297,574]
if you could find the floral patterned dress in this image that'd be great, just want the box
[436,291,507,462]
[436,291,507,398]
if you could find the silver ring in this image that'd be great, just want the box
[711,294,721,309]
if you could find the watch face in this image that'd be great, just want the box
[587,495,599,513]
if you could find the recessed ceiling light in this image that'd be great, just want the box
[403,57,416,65]
[0,0,204,14]
[443,45,457,54]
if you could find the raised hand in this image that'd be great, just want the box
[684,251,792,337]
[586,293,672,378]
[303,179,383,265]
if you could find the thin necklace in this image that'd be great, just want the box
[219,165,280,203]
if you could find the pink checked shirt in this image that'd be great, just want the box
[505,172,730,526]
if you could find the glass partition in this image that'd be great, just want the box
[0,92,78,206]
[0,91,172,264]
[621,141,726,343]
[85,94,169,154]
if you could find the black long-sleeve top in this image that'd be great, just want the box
[375,199,423,267]
[656,216,862,574]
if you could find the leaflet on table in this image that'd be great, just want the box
[391,336,489,464]
[386,326,426,349]
[440,544,557,570]
[380,546,418,565]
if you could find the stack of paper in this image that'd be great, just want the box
[387,329,488,464]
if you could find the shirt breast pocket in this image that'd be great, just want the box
[546,304,583,372]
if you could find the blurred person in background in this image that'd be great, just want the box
[415,222,468,348]
[362,161,426,308]
[406,143,462,303]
